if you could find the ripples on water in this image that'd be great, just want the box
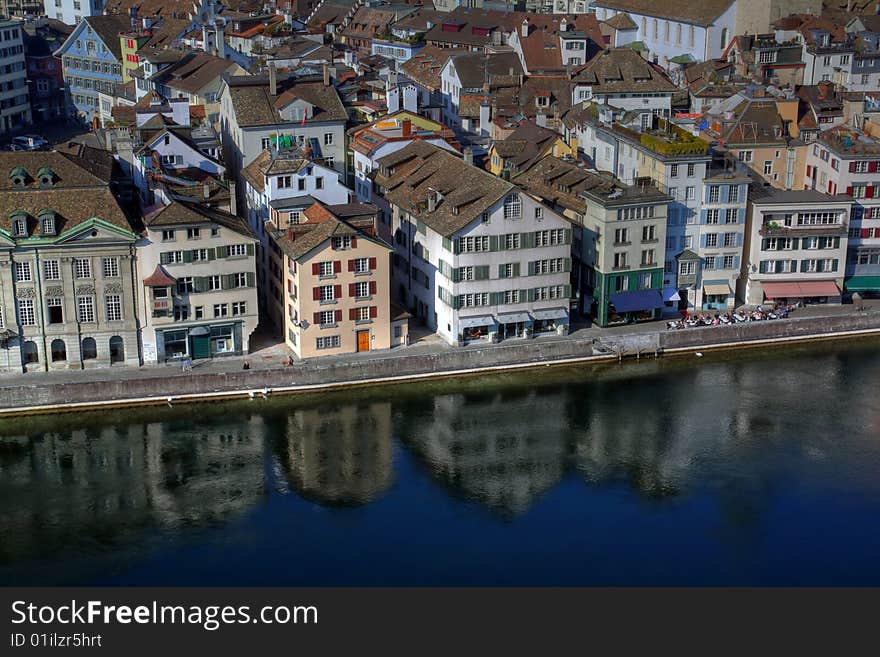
[2,340,880,585]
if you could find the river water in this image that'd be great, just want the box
[2,340,880,586]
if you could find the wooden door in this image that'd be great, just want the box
[356,330,370,352]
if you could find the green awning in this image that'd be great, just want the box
[844,276,880,292]
[669,54,696,64]
[626,41,647,52]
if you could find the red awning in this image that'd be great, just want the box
[764,281,840,299]
[796,281,840,297]
[143,265,176,287]
[763,282,802,298]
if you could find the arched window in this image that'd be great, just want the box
[109,336,124,364]
[81,337,97,360]
[50,339,66,362]
[23,341,38,364]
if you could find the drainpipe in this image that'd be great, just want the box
[129,244,142,365]
[70,257,83,369]
[33,249,48,372]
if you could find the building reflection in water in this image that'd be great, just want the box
[277,401,394,506]
[402,387,570,516]
[0,414,268,566]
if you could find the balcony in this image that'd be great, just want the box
[759,221,848,237]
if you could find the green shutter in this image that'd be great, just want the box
[512,262,520,277]
[208,247,216,261]
[417,220,426,235]
[193,276,205,293]
[528,261,536,276]
[521,232,535,249]
[526,288,535,302]
[246,272,255,287]
[563,258,572,272]
[216,246,227,259]
[223,274,235,289]
[498,264,507,278]
[452,267,460,283]
[563,284,572,298]
[834,236,840,249]
[453,238,461,255]
[791,238,799,250]
[800,260,808,272]
[490,291,501,305]
[246,242,255,256]
[520,288,529,301]
[563,228,572,245]
[159,252,169,265]
[476,265,489,280]
[443,237,453,252]
[761,238,768,251]
[489,235,499,252]
[453,295,460,310]
[183,250,193,263]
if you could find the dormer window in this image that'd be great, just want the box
[39,210,56,236]
[13,217,26,237]
[9,167,27,188]
[36,167,56,187]
[503,193,521,220]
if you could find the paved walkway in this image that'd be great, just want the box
[2,301,877,389]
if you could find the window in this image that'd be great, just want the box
[458,236,490,252]
[614,227,629,244]
[319,261,334,277]
[316,336,340,349]
[42,215,56,235]
[297,178,306,191]
[315,177,324,190]
[226,244,247,257]
[102,257,119,278]
[641,249,656,266]
[73,258,91,279]
[723,255,735,269]
[534,229,566,246]
[738,150,753,163]
[232,301,247,316]
[670,164,679,177]
[728,186,740,203]
[704,256,716,270]
[166,251,185,264]
[77,296,95,323]
[105,294,122,322]
[213,303,229,317]
[705,233,718,248]
[534,207,543,220]
[355,281,369,298]
[18,299,35,326]
[356,306,370,321]
[723,232,736,247]
[319,285,335,302]
[161,229,175,241]
[324,133,334,145]
[685,186,695,200]
[687,163,695,177]
[458,293,490,307]
[14,261,31,282]
[533,258,566,274]
[679,261,695,275]
[278,175,292,188]
[708,186,720,203]
[763,161,773,175]
[192,249,210,262]
[13,217,26,236]
[261,137,272,150]
[195,306,204,319]
[354,257,369,273]
[209,275,222,291]
[173,305,189,321]
[186,227,200,239]
[707,209,720,224]
[642,225,656,241]
[613,252,627,269]
[211,226,220,237]
[43,259,60,280]
[319,310,336,325]
[504,233,520,249]
[503,193,521,219]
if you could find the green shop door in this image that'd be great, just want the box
[190,335,211,360]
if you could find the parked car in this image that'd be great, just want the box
[12,135,49,150]
[0,143,24,151]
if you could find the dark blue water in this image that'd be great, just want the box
[2,340,880,586]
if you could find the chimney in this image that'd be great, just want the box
[323,63,330,86]
[215,18,225,59]
[228,181,237,216]
[203,182,211,200]
[463,147,473,166]
[521,18,528,38]
[479,102,490,137]
[401,118,412,137]
[427,192,437,212]
[269,61,277,96]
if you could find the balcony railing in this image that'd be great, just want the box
[759,222,848,236]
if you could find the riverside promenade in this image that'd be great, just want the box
[1,304,879,415]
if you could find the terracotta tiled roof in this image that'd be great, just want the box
[271,201,387,260]
[225,75,347,127]
[572,48,677,94]
[143,200,255,237]
[143,265,177,286]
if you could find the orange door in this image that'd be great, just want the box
[357,330,370,352]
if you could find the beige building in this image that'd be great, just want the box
[0,151,141,373]
[268,201,407,359]
[138,200,259,362]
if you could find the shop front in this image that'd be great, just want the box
[702,281,734,310]
[607,290,664,325]
[497,311,532,340]
[844,276,880,298]
[458,315,495,344]
[763,281,841,305]
[157,323,242,362]
[532,307,569,335]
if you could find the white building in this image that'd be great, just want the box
[44,0,105,26]
[376,141,572,345]
[0,19,30,135]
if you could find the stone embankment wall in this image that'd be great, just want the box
[1,311,879,414]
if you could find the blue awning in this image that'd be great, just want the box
[610,290,664,313]
[662,287,681,302]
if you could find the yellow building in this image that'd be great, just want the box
[267,201,408,359]
[487,121,573,177]
[119,32,152,84]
